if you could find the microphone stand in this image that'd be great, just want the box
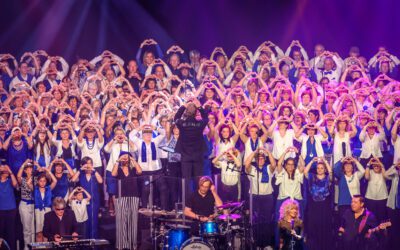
[226,165,254,177]
[290,220,295,250]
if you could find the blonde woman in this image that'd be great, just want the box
[278,199,304,250]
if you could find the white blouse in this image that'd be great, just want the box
[215,160,241,186]
[130,130,165,172]
[244,138,263,162]
[216,138,235,157]
[276,168,303,200]
[359,131,385,159]
[272,129,295,160]
[344,171,364,197]
[70,199,89,223]
[365,171,388,200]
[385,166,399,209]
[104,142,133,172]
[392,137,400,165]
[77,139,104,168]
[248,165,275,195]
[333,132,352,164]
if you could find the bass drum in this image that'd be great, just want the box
[180,237,214,250]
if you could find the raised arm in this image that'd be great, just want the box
[70,170,81,183]
[304,157,316,178]
[46,168,58,190]
[111,160,120,177]
[267,119,278,137]
[230,120,240,144]
[349,120,357,138]
[210,184,223,208]
[17,160,30,184]
[239,121,249,143]
[81,187,92,201]
[277,148,292,173]
[392,119,399,142]
[353,157,365,176]
[60,158,75,177]
[244,150,257,173]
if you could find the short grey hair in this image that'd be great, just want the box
[52,197,66,208]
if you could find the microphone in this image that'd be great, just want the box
[290,220,302,240]
[342,142,346,157]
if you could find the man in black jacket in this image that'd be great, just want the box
[174,99,209,183]
[338,195,381,250]
[43,197,79,242]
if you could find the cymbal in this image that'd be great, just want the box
[138,208,178,217]
[216,202,242,209]
[218,214,242,220]
[158,217,194,223]
[166,223,191,229]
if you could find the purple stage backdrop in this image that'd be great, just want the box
[0,0,399,61]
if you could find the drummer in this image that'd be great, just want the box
[184,176,223,234]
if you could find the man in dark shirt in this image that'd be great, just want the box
[339,195,379,250]
[174,99,209,179]
[184,176,223,235]
[43,197,79,242]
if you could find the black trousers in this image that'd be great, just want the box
[139,170,168,210]
[219,182,239,202]
[0,209,16,250]
[165,162,182,210]
[388,208,400,250]
[253,194,274,247]
[181,157,204,196]
[365,198,387,221]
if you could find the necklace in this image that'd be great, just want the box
[86,138,95,150]
[346,174,355,183]
[13,140,23,151]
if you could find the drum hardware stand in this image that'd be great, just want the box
[149,175,157,250]
[146,174,165,250]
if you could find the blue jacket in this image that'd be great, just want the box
[334,162,352,206]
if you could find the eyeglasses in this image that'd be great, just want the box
[55,207,65,211]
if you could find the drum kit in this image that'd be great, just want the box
[139,201,250,250]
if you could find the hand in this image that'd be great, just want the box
[135,165,142,175]
[210,184,216,193]
[200,216,209,222]
[54,234,62,243]
[286,147,298,153]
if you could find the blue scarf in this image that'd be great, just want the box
[256,163,269,183]
[141,141,157,162]
[250,138,259,152]
[17,73,34,84]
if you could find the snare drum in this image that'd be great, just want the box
[200,221,219,236]
[180,237,214,250]
[163,228,190,250]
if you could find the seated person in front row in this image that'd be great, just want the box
[184,176,223,235]
[43,197,79,242]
